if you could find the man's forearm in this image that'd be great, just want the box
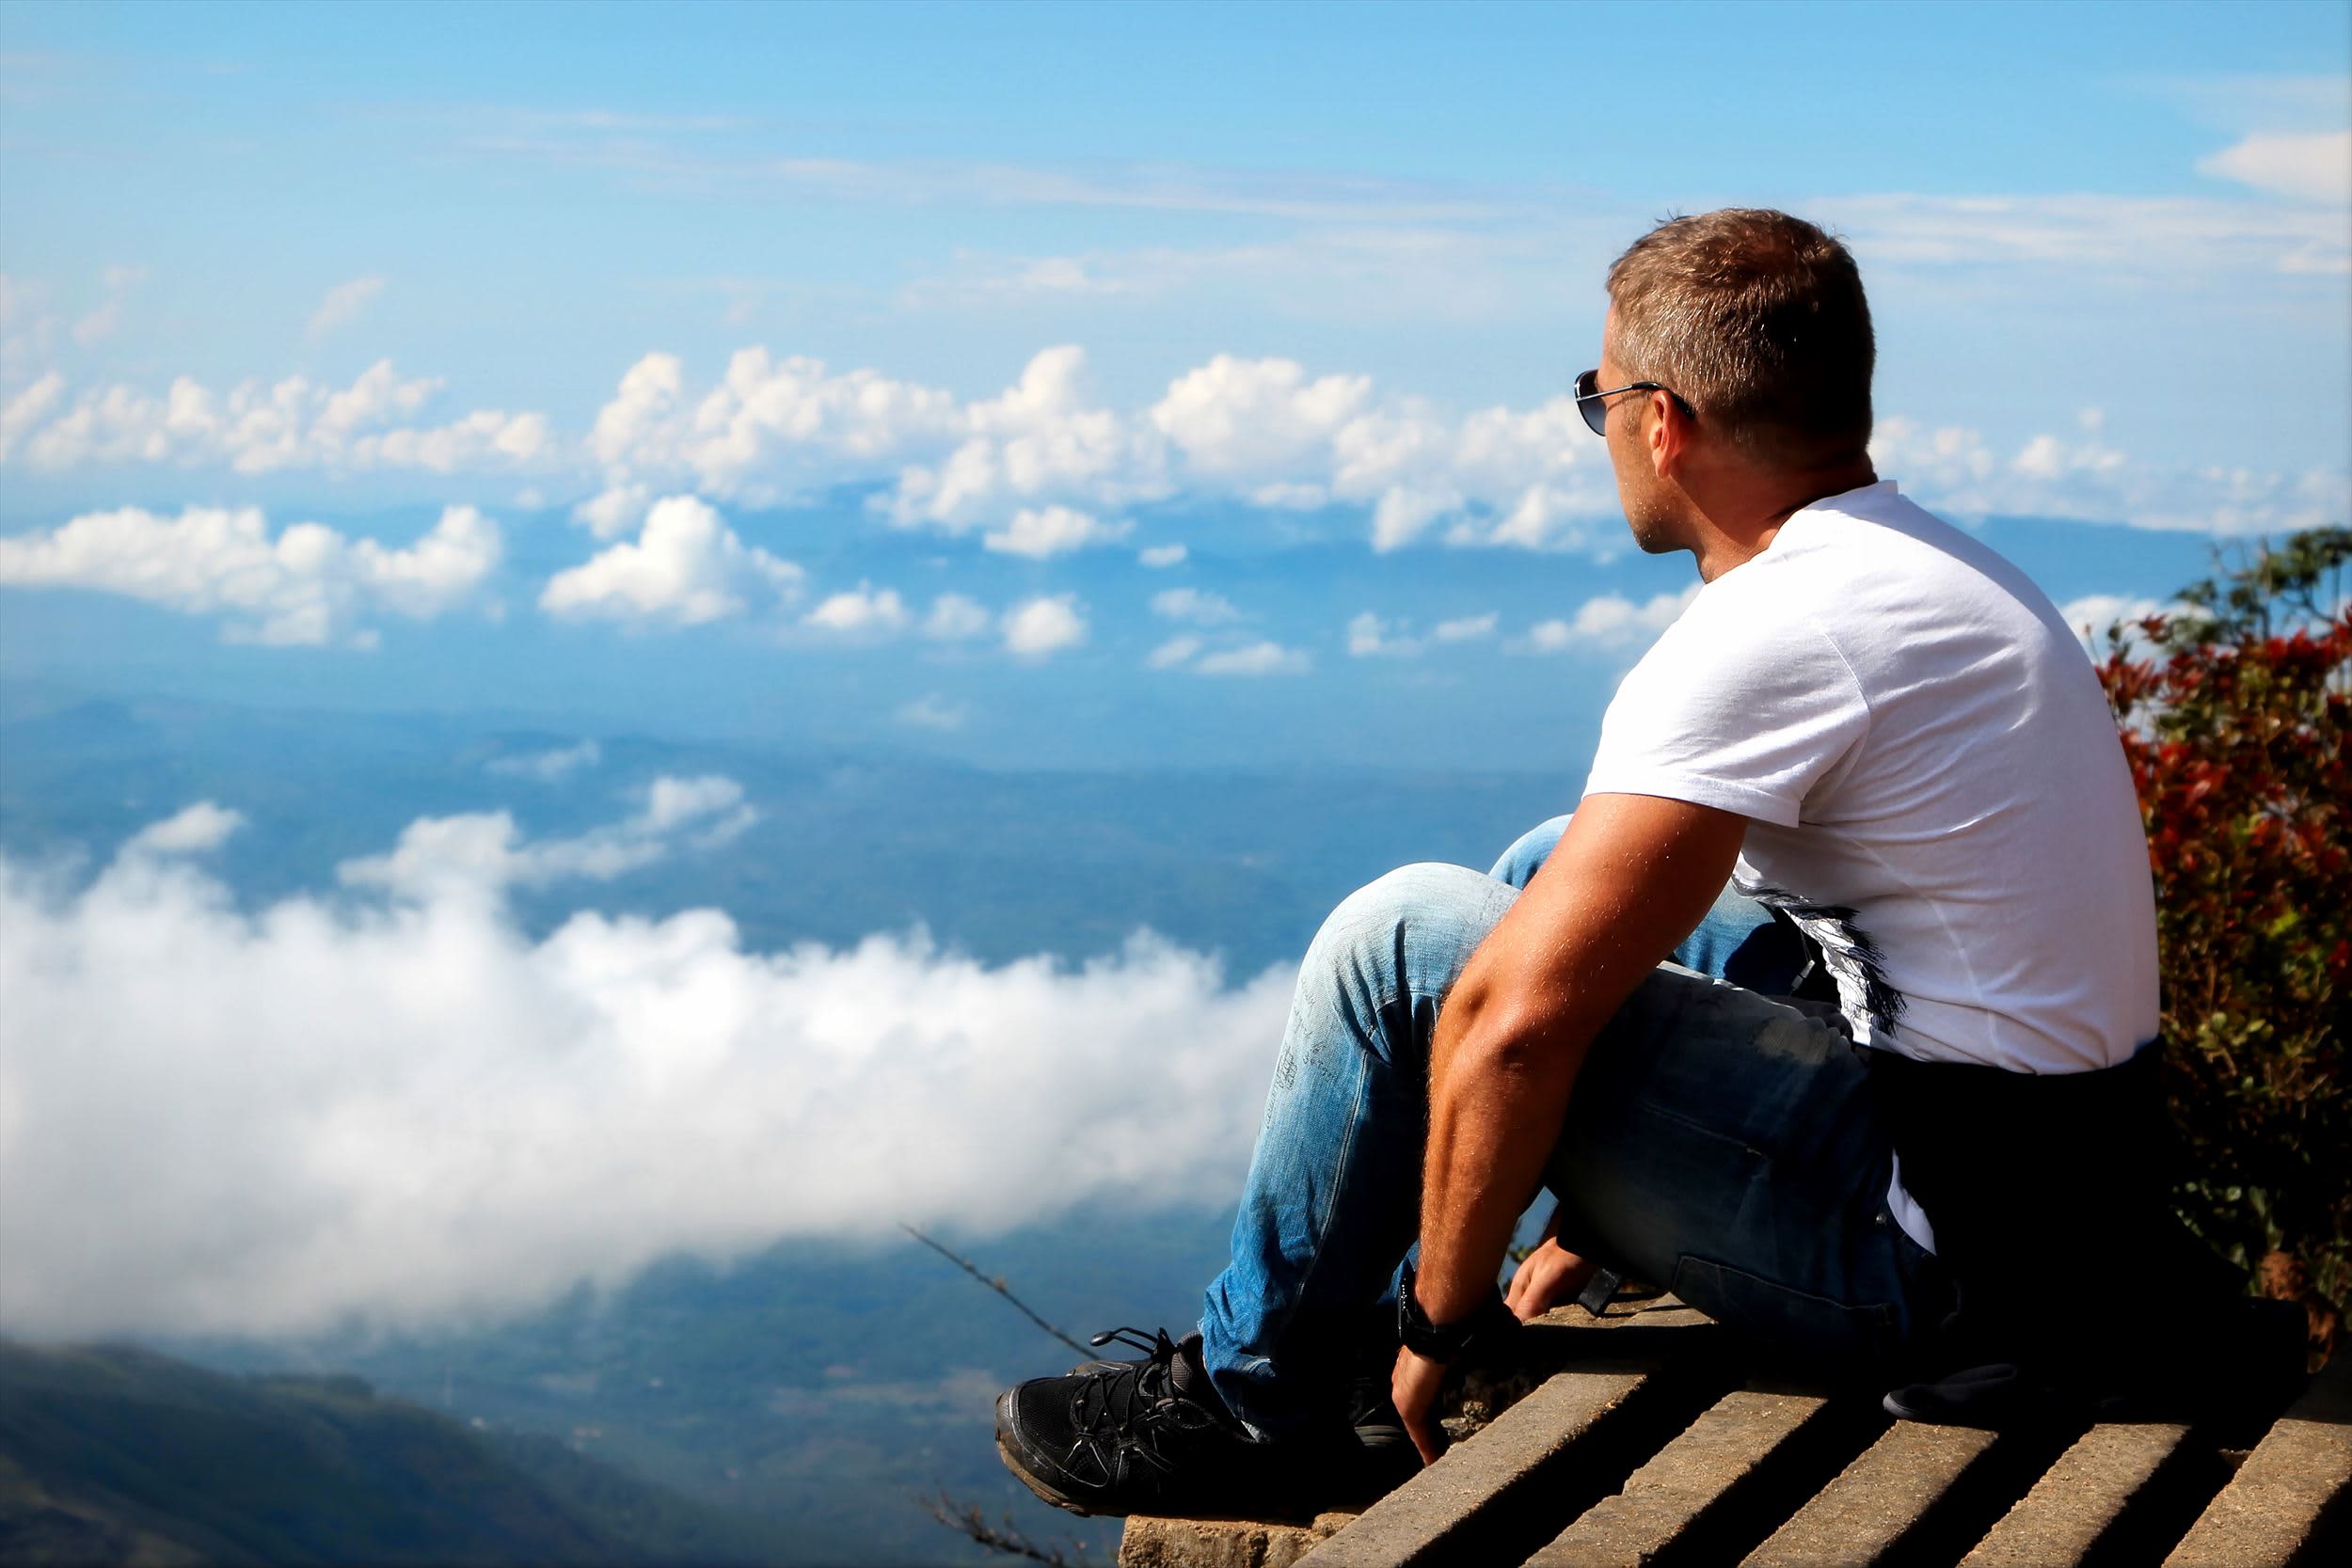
[1405,796,1747,1327]
[1409,961,1605,1324]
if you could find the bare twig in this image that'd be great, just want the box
[900,1223,1090,1356]
[919,1490,1101,1566]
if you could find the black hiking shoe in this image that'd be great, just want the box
[995,1326,1415,1519]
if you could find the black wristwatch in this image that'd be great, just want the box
[1396,1259,1517,1363]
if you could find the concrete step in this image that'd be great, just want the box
[1120,1300,2351,1568]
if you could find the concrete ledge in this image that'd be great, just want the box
[2164,1351,2351,1568]
[1742,1420,2002,1568]
[1961,1420,2190,1567]
[1120,1513,1357,1568]
[1114,1296,2341,1568]
[1525,1386,1834,1568]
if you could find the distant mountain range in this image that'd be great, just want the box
[0,1337,800,1566]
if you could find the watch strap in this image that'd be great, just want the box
[1397,1259,1516,1363]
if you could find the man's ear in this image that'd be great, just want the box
[1647,388,1687,478]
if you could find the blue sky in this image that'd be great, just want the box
[1,0,2347,770]
[2,0,2351,1354]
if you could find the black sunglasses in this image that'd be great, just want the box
[1573,368,1693,436]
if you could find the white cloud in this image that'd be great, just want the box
[487,740,602,782]
[339,776,754,903]
[1146,634,1202,670]
[920,593,992,641]
[122,802,244,858]
[1151,354,1372,485]
[896,693,970,732]
[0,503,501,647]
[1151,587,1240,625]
[1520,583,1703,655]
[1194,640,1310,677]
[1001,594,1088,657]
[2055,593,2198,658]
[572,483,651,540]
[1870,418,2352,536]
[2,360,551,475]
[1138,544,1187,568]
[886,346,1165,531]
[590,345,963,509]
[540,494,802,626]
[2198,130,2352,206]
[1432,612,1497,643]
[981,503,1132,559]
[803,582,910,638]
[0,372,64,461]
[1347,610,1417,658]
[0,809,1290,1338]
[308,275,388,339]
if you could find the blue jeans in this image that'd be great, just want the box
[1199,815,1942,1437]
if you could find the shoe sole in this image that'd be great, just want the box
[993,1433,1099,1517]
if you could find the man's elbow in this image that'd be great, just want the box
[1439,973,1580,1082]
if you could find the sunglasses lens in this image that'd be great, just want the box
[1575,370,1609,436]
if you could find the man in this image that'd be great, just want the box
[993,209,2212,1520]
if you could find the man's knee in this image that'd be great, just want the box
[1303,862,1516,998]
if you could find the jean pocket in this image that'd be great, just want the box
[1669,1254,1899,1363]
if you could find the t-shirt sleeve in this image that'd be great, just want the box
[1581,590,1870,828]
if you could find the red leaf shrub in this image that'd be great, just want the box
[2093,527,2350,1300]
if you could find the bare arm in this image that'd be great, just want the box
[1393,793,1746,1460]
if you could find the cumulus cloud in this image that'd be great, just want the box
[581,343,1615,552]
[0,502,501,646]
[487,740,602,782]
[1151,587,1241,625]
[2197,130,2352,206]
[803,581,910,638]
[1,360,550,475]
[339,775,755,903]
[1194,640,1311,677]
[0,807,1290,1338]
[981,503,1132,559]
[589,345,963,511]
[540,494,802,626]
[308,275,388,340]
[10,338,2335,548]
[1521,583,1702,654]
[886,346,1167,531]
[1001,594,1088,657]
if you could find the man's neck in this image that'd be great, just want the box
[1689,460,1879,581]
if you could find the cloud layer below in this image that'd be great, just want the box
[0,800,1295,1340]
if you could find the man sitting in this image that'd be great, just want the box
[993,208,2215,1519]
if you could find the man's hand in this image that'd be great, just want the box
[1391,1344,1451,1467]
[1505,1238,1598,1323]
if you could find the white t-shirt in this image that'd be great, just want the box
[1583,483,2161,1241]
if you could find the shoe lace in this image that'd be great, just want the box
[1065,1326,1226,1479]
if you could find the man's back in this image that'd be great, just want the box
[1586,480,2159,1072]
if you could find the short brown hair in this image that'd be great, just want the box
[1606,209,1874,467]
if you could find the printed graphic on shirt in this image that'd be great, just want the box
[1737,878,1909,1040]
